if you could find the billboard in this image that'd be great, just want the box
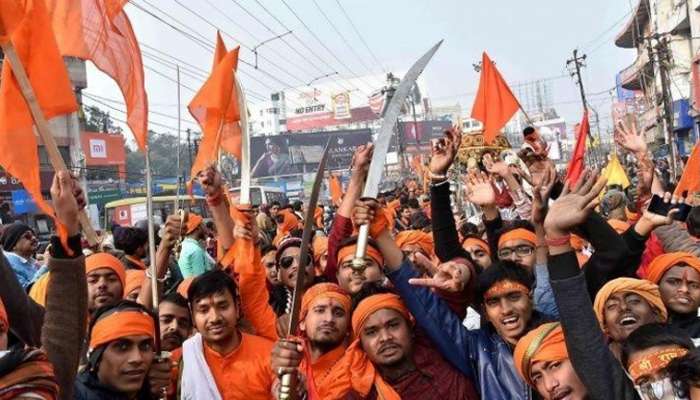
[251,129,372,178]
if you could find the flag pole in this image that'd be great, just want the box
[0,36,98,246]
[175,65,182,212]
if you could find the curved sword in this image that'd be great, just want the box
[352,40,443,267]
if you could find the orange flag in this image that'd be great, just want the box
[674,141,700,197]
[46,0,148,151]
[328,174,343,206]
[208,32,242,160]
[565,110,589,185]
[0,0,78,240]
[189,46,241,180]
[471,52,520,144]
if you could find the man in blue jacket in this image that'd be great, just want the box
[353,198,555,399]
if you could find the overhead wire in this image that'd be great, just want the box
[333,0,386,73]
[280,0,381,94]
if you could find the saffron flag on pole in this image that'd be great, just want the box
[0,0,78,238]
[208,31,243,160]
[46,0,148,151]
[189,46,241,180]
[565,110,590,185]
[470,52,520,144]
[674,141,700,197]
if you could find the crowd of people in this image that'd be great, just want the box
[0,122,699,400]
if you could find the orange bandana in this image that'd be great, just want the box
[89,310,155,352]
[177,277,195,299]
[314,206,324,228]
[513,322,568,386]
[312,236,329,264]
[86,253,126,290]
[123,270,145,298]
[498,228,537,249]
[628,347,688,382]
[337,244,384,267]
[462,237,491,255]
[646,252,700,284]
[300,283,351,325]
[185,213,203,235]
[273,210,301,246]
[351,293,413,335]
[395,230,434,257]
[593,277,668,331]
[484,280,529,300]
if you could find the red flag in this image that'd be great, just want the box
[189,47,241,180]
[674,141,700,197]
[0,0,78,244]
[46,0,148,151]
[471,52,520,144]
[565,110,589,185]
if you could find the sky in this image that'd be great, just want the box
[84,0,638,146]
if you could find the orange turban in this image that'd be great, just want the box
[177,277,195,299]
[300,283,351,324]
[185,213,203,234]
[646,252,700,284]
[312,236,329,264]
[337,243,384,267]
[89,310,155,353]
[593,277,668,330]
[314,206,324,229]
[513,322,568,386]
[462,237,491,255]
[86,253,126,290]
[273,210,301,246]
[123,270,146,298]
[352,293,413,335]
[395,230,434,257]
[29,272,50,307]
[498,228,537,249]
[607,218,630,234]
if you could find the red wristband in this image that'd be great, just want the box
[545,234,572,247]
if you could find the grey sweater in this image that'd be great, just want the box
[548,251,640,400]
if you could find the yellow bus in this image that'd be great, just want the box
[104,195,208,228]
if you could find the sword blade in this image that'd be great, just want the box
[237,77,251,205]
[353,40,443,266]
[286,139,333,335]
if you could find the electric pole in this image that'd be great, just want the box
[647,33,678,180]
[566,49,600,166]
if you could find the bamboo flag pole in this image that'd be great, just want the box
[175,65,182,212]
[0,35,98,246]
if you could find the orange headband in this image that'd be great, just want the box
[89,310,155,352]
[185,213,203,234]
[646,252,700,284]
[498,228,537,249]
[462,237,491,255]
[123,270,145,298]
[177,277,195,299]
[300,283,351,323]
[513,322,568,386]
[628,347,688,382]
[484,280,529,300]
[352,293,412,335]
[337,244,384,267]
[86,253,126,290]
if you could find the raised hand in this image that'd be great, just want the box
[197,165,224,197]
[429,127,462,175]
[544,169,607,237]
[351,143,374,174]
[271,337,304,376]
[50,171,83,236]
[642,192,684,227]
[159,213,185,250]
[482,153,509,177]
[464,171,496,207]
[615,119,646,155]
[409,256,471,293]
[351,198,380,227]
[531,164,556,226]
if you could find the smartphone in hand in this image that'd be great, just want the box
[648,194,692,221]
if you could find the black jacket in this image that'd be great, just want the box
[74,370,153,400]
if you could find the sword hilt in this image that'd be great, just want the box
[352,224,370,268]
[278,372,298,400]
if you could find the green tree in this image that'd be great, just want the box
[125,131,193,183]
[82,105,123,134]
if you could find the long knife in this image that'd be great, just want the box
[352,40,443,268]
[236,77,251,205]
[279,139,332,400]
